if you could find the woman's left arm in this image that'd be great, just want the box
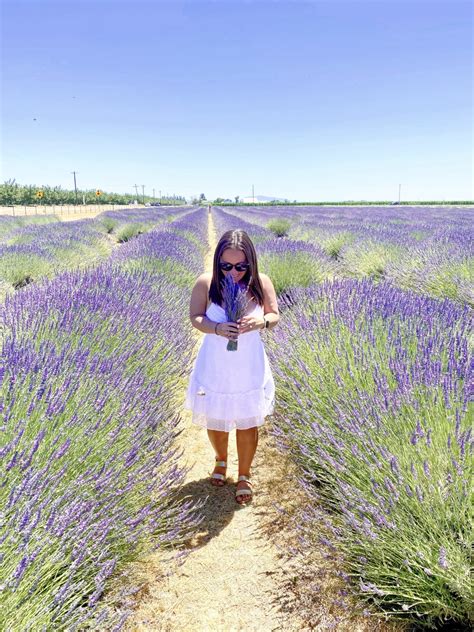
[260,273,280,330]
[238,274,280,334]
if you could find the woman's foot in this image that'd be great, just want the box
[210,458,227,486]
[235,475,253,504]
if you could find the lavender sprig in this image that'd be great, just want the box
[221,274,250,351]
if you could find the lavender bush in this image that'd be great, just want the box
[109,212,206,291]
[0,209,208,629]
[257,238,340,295]
[0,207,192,299]
[267,279,472,628]
[99,207,190,242]
[216,205,473,304]
[0,220,113,293]
[0,214,58,242]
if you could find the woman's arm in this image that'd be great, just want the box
[261,273,280,330]
[189,274,239,339]
[189,274,218,334]
[237,274,280,334]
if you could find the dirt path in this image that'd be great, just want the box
[58,211,106,221]
[120,213,303,632]
[116,213,397,632]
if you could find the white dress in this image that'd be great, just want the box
[185,301,275,432]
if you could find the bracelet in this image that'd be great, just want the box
[215,323,219,335]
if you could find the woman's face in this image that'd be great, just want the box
[219,248,249,284]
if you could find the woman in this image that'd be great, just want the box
[185,229,279,505]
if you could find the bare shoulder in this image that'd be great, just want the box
[190,272,212,317]
[194,272,212,288]
[258,273,273,289]
[258,272,279,314]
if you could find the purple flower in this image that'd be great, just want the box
[221,273,251,351]
[439,547,448,569]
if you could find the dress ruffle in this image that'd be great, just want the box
[185,375,275,431]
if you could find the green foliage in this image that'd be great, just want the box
[0,180,187,206]
[0,253,55,288]
[99,217,119,234]
[340,241,402,280]
[115,224,147,243]
[267,219,292,237]
[259,251,336,294]
[421,259,474,305]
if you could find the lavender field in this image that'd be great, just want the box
[1,207,208,629]
[1,204,472,630]
[215,205,473,629]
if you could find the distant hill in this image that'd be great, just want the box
[240,195,290,203]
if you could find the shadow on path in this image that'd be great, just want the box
[171,475,248,550]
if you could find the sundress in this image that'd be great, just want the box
[185,301,275,432]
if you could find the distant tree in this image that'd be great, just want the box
[199,193,206,201]
[235,195,240,203]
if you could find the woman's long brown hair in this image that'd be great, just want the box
[209,230,264,306]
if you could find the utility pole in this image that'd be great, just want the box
[159,190,162,204]
[141,185,145,205]
[153,188,155,201]
[252,184,255,203]
[398,183,401,204]
[71,171,78,205]
[134,184,139,202]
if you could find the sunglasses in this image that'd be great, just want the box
[219,261,250,272]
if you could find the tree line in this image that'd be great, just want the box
[0,180,186,206]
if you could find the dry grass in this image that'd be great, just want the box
[253,427,404,631]
[58,211,105,221]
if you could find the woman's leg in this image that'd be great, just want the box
[236,427,258,474]
[207,429,229,486]
[236,427,258,502]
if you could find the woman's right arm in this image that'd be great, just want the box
[189,275,216,334]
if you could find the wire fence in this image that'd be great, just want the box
[0,204,136,217]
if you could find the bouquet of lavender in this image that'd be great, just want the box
[221,273,250,351]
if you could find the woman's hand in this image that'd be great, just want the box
[216,322,239,340]
[237,315,264,334]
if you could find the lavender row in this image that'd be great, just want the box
[0,208,208,629]
[212,207,341,294]
[97,206,192,243]
[0,215,58,241]
[217,206,473,306]
[0,207,191,300]
[266,279,472,628]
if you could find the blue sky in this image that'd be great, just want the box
[1,0,472,202]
